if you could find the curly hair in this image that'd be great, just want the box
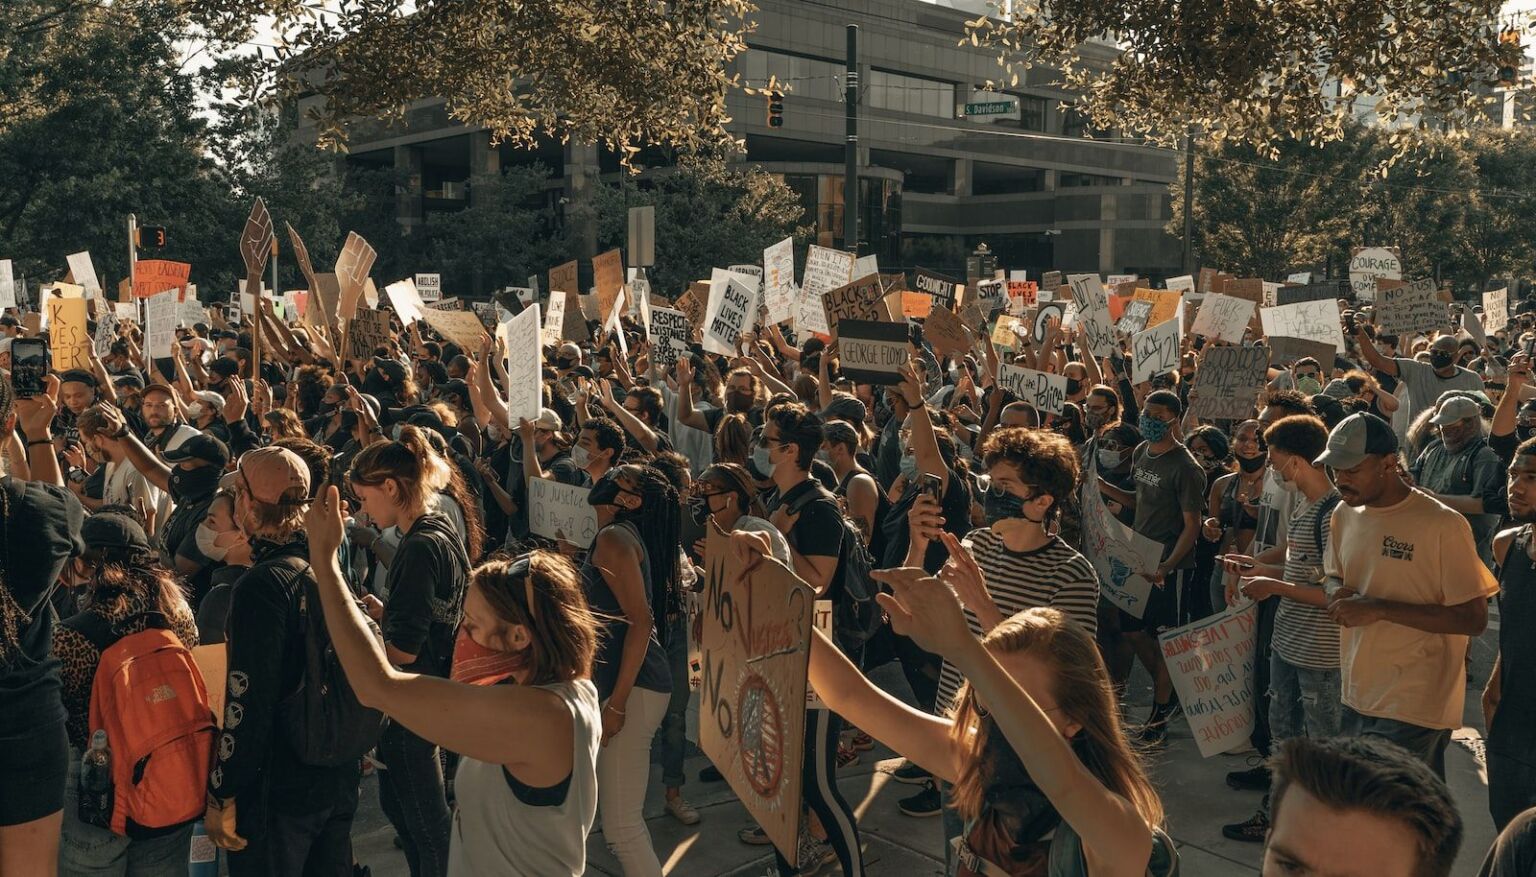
[979,427,1080,522]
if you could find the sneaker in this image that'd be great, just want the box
[836,742,860,769]
[898,780,942,817]
[1225,764,1272,792]
[890,760,931,784]
[665,795,701,826]
[1134,700,1177,746]
[699,764,724,783]
[845,730,875,752]
[796,834,837,876]
[1221,808,1270,843]
[738,823,772,846]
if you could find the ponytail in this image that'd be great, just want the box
[350,425,452,513]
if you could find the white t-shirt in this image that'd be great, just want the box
[102,459,161,520]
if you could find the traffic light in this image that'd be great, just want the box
[766,90,784,128]
[1498,27,1521,86]
[136,226,167,249]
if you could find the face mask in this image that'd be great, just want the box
[170,465,223,503]
[194,523,235,561]
[570,444,592,470]
[1085,410,1108,431]
[1519,425,1536,443]
[899,453,919,480]
[450,625,522,687]
[1065,378,1082,396]
[1097,447,1124,470]
[983,487,1025,523]
[1430,350,1455,370]
[556,357,577,370]
[1277,468,1302,494]
[587,474,624,507]
[815,449,832,466]
[728,391,755,413]
[1237,454,1267,473]
[752,445,774,476]
[688,495,712,526]
[1295,377,1322,396]
[1138,414,1169,443]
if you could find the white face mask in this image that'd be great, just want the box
[570,444,592,469]
[195,523,237,561]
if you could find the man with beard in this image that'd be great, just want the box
[1483,439,1536,830]
[1410,394,1505,566]
[1354,327,1485,424]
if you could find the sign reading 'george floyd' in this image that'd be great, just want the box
[837,319,910,385]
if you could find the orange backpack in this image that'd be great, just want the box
[80,612,216,836]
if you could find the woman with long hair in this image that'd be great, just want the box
[53,512,200,873]
[582,463,677,877]
[809,568,1175,877]
[1202,420,1263,619]
[713,412,754,467]
[348,425,471,877]
[305,487,604,876]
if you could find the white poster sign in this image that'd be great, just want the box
[144,288,179,360]
[1131,316,1182,384]
[1159,603,1259,758]
[1260,299,1345,352]
[801,245,854,299]
[0,259,14,310]
[1190,293,1255,344]
[66,251,101,298]
[385,279,426,326]
[1164,275,1196,295]
[1484,287,1509,332]
[1079,470,1160,618]
[762,236,797,325]
[1348,247,1401,302]
[542,291,567,348]
[1068,273,1116,359]
[414,273,442,302]
[499,304,543,428]
[703,276,760,356]
[996,365,1068,415]
[528,478,599,546]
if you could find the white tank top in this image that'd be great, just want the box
[447,678,602,876]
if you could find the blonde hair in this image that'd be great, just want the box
[473,552,599,685]
[349,425,452,514]
[948,609,1163,838]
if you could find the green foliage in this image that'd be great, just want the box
[413,166,573,298]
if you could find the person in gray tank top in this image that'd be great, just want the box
[303,488,604,877]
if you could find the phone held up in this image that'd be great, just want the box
[12,338,48,398]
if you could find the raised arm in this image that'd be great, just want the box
[897,360,950,494]
[1352,325,1399,377]
[671,358,711,433]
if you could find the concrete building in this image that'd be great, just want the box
[320,0,1184,284]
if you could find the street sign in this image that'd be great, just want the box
[964,101,1016,116]
[961,91,1021,121]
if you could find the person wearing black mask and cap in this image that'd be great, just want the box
[1353,325,1485,424]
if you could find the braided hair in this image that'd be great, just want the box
[610,464,681,641]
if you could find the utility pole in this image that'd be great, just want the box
[1181,127,1196,274]
[844,24,860,256]
[128,213,143,367]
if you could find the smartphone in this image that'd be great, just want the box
[1343,312,1357,334]
[12,338,48,398]
[1525,336,1535,358]
[917,472,943,502]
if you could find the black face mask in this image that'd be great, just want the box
[687,495,712,526]
[1237,454,1267,473]
[1519,425,1536,443]
[556,357,577,370]
[1065,378,1082,396]
[1430,350,1455,370]
[169,465,221,503]
[587,474,625,508]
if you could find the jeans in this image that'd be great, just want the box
[60,753,194,877]
[1342,706,1452,779]
[597,687,670,877]
[377,721,452,877]
[657,617,690,790]
[1267,654,1343,742]
[940,781,962,877]
[1252,596,1279,757]
[226,772,359,877]
[773,709,864,877]
[1487,750,1536,832]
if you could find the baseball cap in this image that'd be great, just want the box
[80,512,153,557]
[1431,396,1482,426]
[191,390,225,416]
[532,407,563,431]
[237,446,313,505]
[163,433,231,469]
[1315,412,1399,470]
[436,379,471,407]
[0,337,12,356]
[373,357,408,385]
[112,373,145,391]
[141,382,175,400]
[820,393,867,426]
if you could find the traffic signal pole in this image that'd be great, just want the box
[844,24,859,256]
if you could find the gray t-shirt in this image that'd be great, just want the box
[1131,443,1207,569]
[1411,437,1504,564]
[1394,358,1484,422]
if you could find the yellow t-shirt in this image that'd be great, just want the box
[1324,488,1498,730]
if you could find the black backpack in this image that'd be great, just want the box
[786,484,884,645]
[271,557,387,767]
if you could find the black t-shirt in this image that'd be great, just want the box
[0,477,85,737]
[383,513,469,677]
[881,466,971,573]
[772,479,847,603]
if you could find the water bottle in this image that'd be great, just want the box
[188,819,220,877]
[79,729,114,828]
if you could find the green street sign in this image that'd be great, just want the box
[964,100,1016,116]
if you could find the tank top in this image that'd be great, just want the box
[1491,526,1536,759]
[1221,473,1261,533]
[579,520,672,700]
[447,679,602,876]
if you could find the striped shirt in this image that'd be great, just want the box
[936,528,1100,713]
[1271,490,1341,670]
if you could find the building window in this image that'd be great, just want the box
[735,48,842,103]
[868,69,954,118]
[1058,172,1122,187]
[1017,95,1048,131]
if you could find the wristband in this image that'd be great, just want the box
[27,438,53,447]
[604,704,626,716]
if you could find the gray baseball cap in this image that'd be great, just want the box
[1315,412,1399,470]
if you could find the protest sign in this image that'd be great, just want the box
[421,307,489,352]
[1375,281,1446,336]
[822,275,885,339]
[1106,274,1138,287]
[1079,470,1159,618]
[677,283,709,331]
[0,259,13,310]
[1131,317,1181,384]
[805,601,834,710]
[1224,278,1265,305]
[548,260,579,295]
[1484,287,1509,332]
[93,310,119,357]
[991,315,1024,350]
[699,521,813,862]
[1349,246,1401,302]
[972,279,1006,315]
[130,259,191,299]
[837,319,909,385]
[384,278,426,327]
[802,246,855,299]
[542,291,568,347]
[1041,271,1063,290]
[1463,306,1488,347]
[1262,281,1281,308]
[1067,274,1115,359]
[997,365,1067,415]
[593,248,625,324]
[1159,603,1259,758]
[499,304,543,428]
[1190,294,1255,344]
[704,276,760,356]
[113,302,136,321]
[179,297,207,328]
[334,232,377,320]
[1033,301,1066,343]
[1277,281,1344,306]
[1007,279,1038,311]
[649,307,692,370]
[413,273,442,302]
[142,289,178,364]
[347,309,392,359]
[923,304,972,356]
[1260,299,1345,351]
[1287,272,1312,285]
[1196,268,1218,294]
[1266,336,1337,368]
[1132,289,1183,328]
[901,291,933,319]
[240,199,274,278]
[1118,300,1154,335]
[1165,275,1196,295]
[66,251,101,298]
[913,268,961,310]
[762,237,796,325]
[1189,347,1269,420]
[286,223,316,288]
[528,478,599,545]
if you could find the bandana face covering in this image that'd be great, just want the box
[450,626,522,686]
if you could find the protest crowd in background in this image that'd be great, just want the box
[3,220,1536,877]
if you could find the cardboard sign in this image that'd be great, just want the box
[912,268,961,311]
[66,251,101,298]
[1040,271,1063,291]
[837,319,909,385]
[1131,316,1181,384]
[1260,299,1345,352]
[1376,281,1446,337]
[334,232,377,320]
[592,249,625,324]
[1349,246,1401,302]
[901,291,933,319]
[762,237,797,325]
[1189,347,1268,420]
[924,304,972,357]
[384,279,426,327]
[699,522,813,863]
[1266,336,1338,368]
[92,309,119,357]
[1080,470,1159,618]
[347,309,392,359]
[240,199,274,277]
[1484,287,1510,332]
[1131,289,1183,328]
[1277,281,1344,306]
[542,291,568,348]
[499,304,543,428]
[1118,300,1154,335]
[131,260,192,299]
[548,260,579,295]
[1224,278,1264,305]
[1160,603,1258,758]
[1197,268,1218,294]
[142,289,178,363]
[704,276,760,356]
[802,245,855,299]
[649,306,692,370]
[991,315,1025,350]
[421,307,489,353]
[822,275,885,340]
[996,365,1068,414]
[1190,294,1255,344]
[286,223,316,288]
[528,478,599,545]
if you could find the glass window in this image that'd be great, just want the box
[868,69,955,118]
[1018,95,1048,131]
[734,48,842,103]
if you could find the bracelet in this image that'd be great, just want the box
[605,704,626,716]
[27,438,53,447]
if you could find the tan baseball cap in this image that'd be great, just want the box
[237,447,312,505]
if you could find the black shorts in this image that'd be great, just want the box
[1117,570,1182,633]
[0,719,68,826]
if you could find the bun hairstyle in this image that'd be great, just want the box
[349,425,452,513]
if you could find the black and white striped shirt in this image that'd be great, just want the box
[1271,490,1340,670]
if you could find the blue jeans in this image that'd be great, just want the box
[657,616,690,790]
[1341,707,1451,779]
[1267,654,1342,742]
[377,720,451,877]
[60,752,195,877]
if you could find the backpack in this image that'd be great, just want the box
[270,557,388,768]
[1311,494,1342,558]
[78,611,215,837]
[786,483,883,645]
